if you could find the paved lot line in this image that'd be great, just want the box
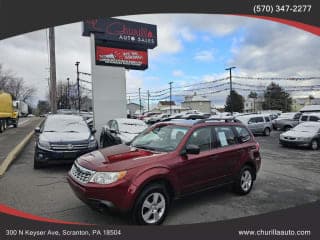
[0,118,42,177]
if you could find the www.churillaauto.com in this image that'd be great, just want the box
[238,229,311,237]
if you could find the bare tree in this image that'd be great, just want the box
[0,63,36,102]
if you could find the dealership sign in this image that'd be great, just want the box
[83,18,157,49]
[95,45,148,70]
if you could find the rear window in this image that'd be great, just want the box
[235,126,251,143]
[264,116,271,122]
[309,116,320,122]
[214,126,237,147]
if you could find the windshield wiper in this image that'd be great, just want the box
[44,130,56,132]
[64,130,80,133]
[133,144,156,151]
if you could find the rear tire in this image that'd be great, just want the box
[234,166,254,195]
[263,128,270,136]
[132,183,170,225]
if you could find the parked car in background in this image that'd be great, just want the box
[279,122,320,150]
[272,112,302,131]
[161,110,210,122]
[13,100,28,117]
[68,118,261,225]
[100,118,148,147]
[236,114,272,136]
[34,114,98,169]
[146,113,171,124]
[299,113,320,123]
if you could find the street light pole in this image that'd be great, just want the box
[138,88,142,114]
[225,66,236,116]
[75,61,80,112]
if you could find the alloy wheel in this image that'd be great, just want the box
[240,170,252,192]
[141,192,166,224]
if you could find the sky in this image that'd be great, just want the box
[0,14,319,108]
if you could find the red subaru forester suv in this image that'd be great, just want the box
[67,118,261,225]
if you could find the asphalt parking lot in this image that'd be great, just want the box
[0,130,319,225]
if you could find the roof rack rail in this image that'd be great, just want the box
[196,117,238,124]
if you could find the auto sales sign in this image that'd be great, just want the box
[83,18,157,49]
[95,46,148,70]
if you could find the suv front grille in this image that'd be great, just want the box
[51,143,89,151]
[70,161,95,184]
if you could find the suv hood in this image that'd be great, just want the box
[77,144,166,172]
[40,132,90,143]
[282,130,315,138]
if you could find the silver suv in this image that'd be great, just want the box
[236,114,273,136]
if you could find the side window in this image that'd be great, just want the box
[265,116,270,122]
[301,116,308,121]
[186,127,212,152]
[293,113,301,120]
[248,117,256,124]
[256,117,264,123]
[235,126,251,143]
[111,121,118,131]
[309,116,319,122]
[107,120,113,129]
[214,126,237,147]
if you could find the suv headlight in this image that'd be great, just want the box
[89,171,127,184]
[38,139,50,150]
[88,136,97,148]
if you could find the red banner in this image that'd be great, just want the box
[95,46,148,70]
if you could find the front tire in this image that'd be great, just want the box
[284,125,292,132]
[310,139,318,150]
[132,183,170,225]
[234,166,254,195]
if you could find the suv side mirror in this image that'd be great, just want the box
[110,129,118,134]
[34,127,41,133]
[185,144,200,155]
[91,128,97,135]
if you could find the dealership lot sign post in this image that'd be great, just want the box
[83,18,157,138]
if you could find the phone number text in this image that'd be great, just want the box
[253,5,312,14]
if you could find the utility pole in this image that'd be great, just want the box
[60,80,63,109]
[75,61,80,113]
[138,88,142,114]
[67,77,70,109]
[225,67,236,116]
[49,27,57,114]
[147,90,150,112]
[169,81,173,115]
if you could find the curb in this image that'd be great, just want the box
[0,119,43,176]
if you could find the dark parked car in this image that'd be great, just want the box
[279,122,320,150]
[273,112,302,131]
[100,118,148,148]
[34,114,98,168]
[68,118,261,225]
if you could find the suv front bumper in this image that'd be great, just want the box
[67,173,134,212]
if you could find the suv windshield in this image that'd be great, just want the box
[44,116,90,133]
[131,125,189,152]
